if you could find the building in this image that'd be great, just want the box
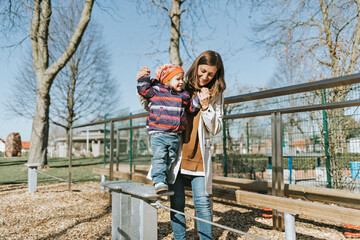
[21,141,30,152]
[50,129,106,158]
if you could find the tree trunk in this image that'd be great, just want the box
[169,0,183,66]
[65,127,70,158]
[28,84,51,167]
[27,0,94,168]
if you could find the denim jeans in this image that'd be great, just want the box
[170,174,212,240]
[150,132,180,184]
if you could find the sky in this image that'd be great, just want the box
[0,1,276,141]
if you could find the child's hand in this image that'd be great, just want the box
[136,66,151,80]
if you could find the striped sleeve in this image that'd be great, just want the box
[187,93,201,113]
[137,76,156,99]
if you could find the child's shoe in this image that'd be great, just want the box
[154,182,168,194]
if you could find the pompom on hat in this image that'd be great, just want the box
[155,64,184,84]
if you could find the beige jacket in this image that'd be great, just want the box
[147,93,224,195]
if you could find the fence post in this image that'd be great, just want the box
[68,128,73,191]
[116,130,120,171]
[129,113,133,173]
[25,163,41,192]
[321,89,332,188]
[246,122,250,153]
[222,109,228,177]
[110,121,114,181]
[271,112,284,231]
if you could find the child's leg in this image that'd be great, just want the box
[150,133,169,184]
[167,134,180,172]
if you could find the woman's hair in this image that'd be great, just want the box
[185,50,226,99]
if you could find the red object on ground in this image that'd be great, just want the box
[344,232,360,238]
[345,225,360,230]
[262,214,273,218]
[262,208,273,211]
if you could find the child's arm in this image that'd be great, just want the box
[137,67,156,99]
[187,93,201,113]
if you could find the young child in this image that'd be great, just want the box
[137,64,201,193]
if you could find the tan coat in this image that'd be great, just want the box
[165,93,224,195]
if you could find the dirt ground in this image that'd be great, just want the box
[0,182,354,240]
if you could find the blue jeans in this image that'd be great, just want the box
[170,174,212,240]
[150,133,180,184]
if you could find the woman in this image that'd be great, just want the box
[138,50,225,239]
[168,50,226,239]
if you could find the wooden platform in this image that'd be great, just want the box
[93,164,360,225]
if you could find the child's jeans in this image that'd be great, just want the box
[150,132,180,184]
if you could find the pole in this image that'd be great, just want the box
[222,109,228,177]
[68,128,73,191]
[103,113,108,166]
[129,113,133,173]
[246,122,250,153]
[109,121,114,181]
[116,130,120,171]
[321,89,331,188]
[313,128,316,152]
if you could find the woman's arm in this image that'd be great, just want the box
[200,93,224,136]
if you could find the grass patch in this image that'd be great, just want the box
[0,156,105,184]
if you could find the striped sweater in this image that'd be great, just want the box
[137,76,200,134]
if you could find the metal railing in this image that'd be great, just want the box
[69,73,360,187]
[67,72,360,234]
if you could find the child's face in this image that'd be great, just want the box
[167,72,184,92]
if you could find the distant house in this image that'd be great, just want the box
[49,127,151,158]
[21,141,30,152]
[50,129,106,158]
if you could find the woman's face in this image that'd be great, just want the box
[197,64,218,87]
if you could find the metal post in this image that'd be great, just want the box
[313,129,316,152]
[321,89,332,188]
[104,113,108,166]
[25,163,41,192]
[68,128,73,191]
[101,174,106,193]
[110,121,114,181]
[271,112,284,231]
[222,118,228,177]
[288,157,292,184]
[116,130,120,171]
[246,122,250,153]
[129,113,133,173]
[102,181,160,240]
[284,212,296,240]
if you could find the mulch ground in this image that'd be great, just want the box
[0,182,353,239]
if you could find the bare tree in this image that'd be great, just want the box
[6,3,117,160]
[250,0,360,188]
[50,3,117,157]
[136,0,243,66]
[1,0,95,167]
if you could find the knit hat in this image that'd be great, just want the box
[155,64,184,84]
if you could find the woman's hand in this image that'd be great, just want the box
[136,66,151,80]
[198,87,211,110]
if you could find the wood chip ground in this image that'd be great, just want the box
[0,182,354,239]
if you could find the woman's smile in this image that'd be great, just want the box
[197,64,218,86]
